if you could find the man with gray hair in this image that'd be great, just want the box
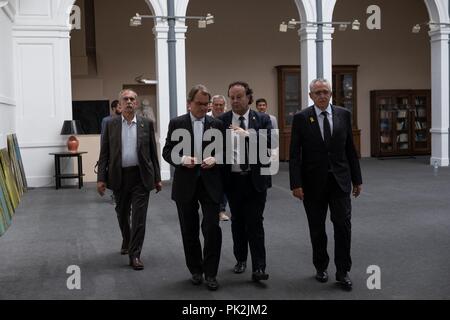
[289,78,362,291]
[207,94,230,222]
[97,89,162,271]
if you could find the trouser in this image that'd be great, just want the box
[227,173,267,272]
[303,173,352,274]
[175,178,222,278]
[113,166,150,259]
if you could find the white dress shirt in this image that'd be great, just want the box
[314,104,333,141]
[231,109,250,172]
[121,114,139,168]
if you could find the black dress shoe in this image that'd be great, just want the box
[336,272,353,291]
[251,269,269,282]
[129,257,144,270]
[191,273,203,285]
[234,261,246,274]
[315,270,329,283]
[205,277,219,291]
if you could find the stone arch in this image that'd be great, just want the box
[424,0,449,24]
[294,0,316,22]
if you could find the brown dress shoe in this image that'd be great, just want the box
[129,257,144,270]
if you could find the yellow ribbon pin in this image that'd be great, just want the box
[309,117,315,123]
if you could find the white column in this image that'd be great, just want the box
[153,24,171,180]
[322,25,335,87]
[174,25,187,116]
[13,25,73,187]
[429,28,450,166]
[299,26,317,108]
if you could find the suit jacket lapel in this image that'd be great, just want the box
[184,113,195,155]
[113,116,122,165]
[330,105,341,144]
[136,116,143,151]
[308,106,325,146]
[248,110,257,129]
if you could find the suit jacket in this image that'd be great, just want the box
[218,109,273,193]
[97,115,161,192]
[289,105,362,197]
[162,113,225,203]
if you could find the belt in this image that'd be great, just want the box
[122,165,139,172]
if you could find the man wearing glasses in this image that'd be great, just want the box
[289,78,362,291]
[97,89,162,270]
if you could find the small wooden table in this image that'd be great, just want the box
[49,151,87,189]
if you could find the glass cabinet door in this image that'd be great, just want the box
[378,97,394,153]
[411,94,430,152]
[393,94,411,153]
[283,72,302,127]
[332,67,357,129]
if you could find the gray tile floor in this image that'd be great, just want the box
[0,157,449,299]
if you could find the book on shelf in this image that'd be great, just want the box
[397,110,407,118]
[415,108,427,117]
[415,121,427,129]
[397,133,408,142]
[380,135,391,143]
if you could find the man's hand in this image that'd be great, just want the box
[352,184,362,198]
[292,187,304,200]
[229,125,249,137]
[97,181,106,196]
[182,156,197,168]
[201,156,216,169]
[155,181,162,193]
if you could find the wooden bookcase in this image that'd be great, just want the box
[370,90,431,157]
[276,65,360,161]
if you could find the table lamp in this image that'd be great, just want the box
[61,120,83,152]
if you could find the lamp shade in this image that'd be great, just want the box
[61,120,83,135]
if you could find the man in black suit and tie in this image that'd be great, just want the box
[289,78,362,290]
[163,85,224,291]
[97,89,162,270]
[218,81,272,282]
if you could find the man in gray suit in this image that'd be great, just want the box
[97,89,162,270]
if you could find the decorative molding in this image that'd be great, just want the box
[430,128,450,134]
[1,0,16,22]
[17,0,50,17]
[0,95,15,106]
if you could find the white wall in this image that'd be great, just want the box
[333,0,431,157]
[0,4,16,149]
[14,0,74,187]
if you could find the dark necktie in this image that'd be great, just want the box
[321,111,331,148]
[239,116,249,171]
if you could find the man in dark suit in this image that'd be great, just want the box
[289,78,362,290]
[218,81,272,283]
[163,85,224,291]
[97,89,162,270]
[101,100,122,135]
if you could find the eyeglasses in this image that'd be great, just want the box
[122,96,136,102]
[312,90,331,96]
